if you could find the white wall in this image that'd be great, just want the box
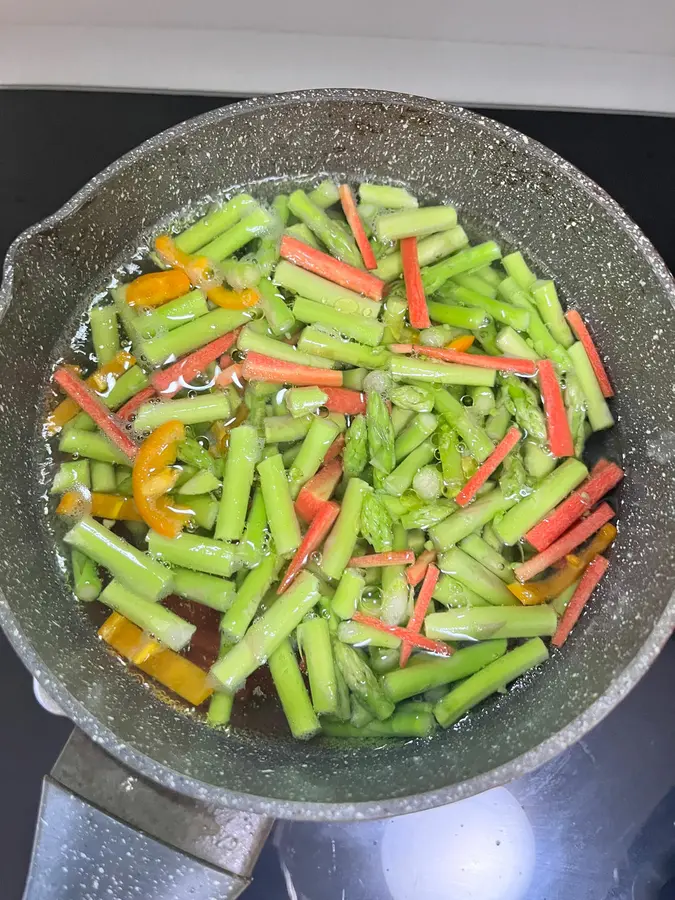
[1,0,674,112]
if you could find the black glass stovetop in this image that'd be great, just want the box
[1,90,674,900]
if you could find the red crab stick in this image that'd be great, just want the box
[349,551,415,568]
[151,329,240,398]
[277,500,340,594]
[53,367,138,461]
[241,352,343,387]
[393,344,538,376]
[538,359,574,457]
[551,555,610,647]
[352,612,453,656]
[294,459,343,522]
[338,184,378,271]
[401,237,430,329]
[322,387,366,415]
[455,426,522,508]
[406,549,437,587]
[399,564,440,666]
[514,502,615,583]
[279,234,384,300]
[117,386,157,422]
[525,460,624,551]
[565,310,614,398]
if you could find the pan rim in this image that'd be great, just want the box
[2,87,674,820]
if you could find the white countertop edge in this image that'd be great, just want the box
[1,24,674,115]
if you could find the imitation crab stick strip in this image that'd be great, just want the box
[525,460,624,551]
[321,387,366,415]
[241,351,343,387]
[279,234,384,299]
[538,359,574,457]
[399,564,440,667]
[278,501,340,594]
[46,350,136,434]
[514,502,615,583]
[455,426,522,508]
[53,367,138,461]
[400,344,538,376]
[401,237,431,330]
[551,555,610,647]
[117,386,157,421]
[406,549,437,587]
[349,551,415,568]
[150,329,241,397]
[352,612,453,656]
[216,363,244,387]
[565,310,613,398]
[324,434,345,463]
[508,522,616,605]
[294,459,343,522]
[338,184,378,271]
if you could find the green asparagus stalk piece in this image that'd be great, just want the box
[497,278,571,369]
[285,223,321,249]
[288,190,362,267]
[375,228,469,282]
[344,414,368,477]
[367,391,396,474]
[90,461,116,493]
[394,413,438,461]
[332,641,394,721]
[298,616,339,716]
[71,548,102,602]
[321,478,370,581]
[264,415,313,444]
[400,501,454,531]
[432,574,488,607]
[450,284,530,331]
[434,638,549,727]
[256,277,296,336]
[412,466,444,501]
[99,580,195,651]
[207,691,234,727]
[349,695,374,727]
[288,416,341,498]
[427,301,488,330]
[133,394,231,433]
[428,487,517,551]
[171,568,235,612]
[375,206,457,242]
[174,194,255,254]
[323,704,435,738]
[273,260,381,318]
[337,620,400,649]
[389,355,496,388]
[382,640,508,703]
[359,183,418,209]
[65,516,172,601]
[332,568,365,620]
[390,384,435,413]
[292,296,384,347]
[268,638,320,740]
[342,367,367,391]
[360,492,394,552]
[308,180,340,208]
[137,290,208,339]
[493,457,588,545]
[51,460,91,494]
[434,388,494,462]
[298,326,389,369]
[453,272,497,298]
[422,241,502,294]
[567,341,614,431]
[147,529,244,578]
[142,308,250,368]
[501,251,537,291]
[199,206,274,262]
[220,552,279,642]
[215,425,261,541]
[501,376,547,444]
[495,326,540,361]
[285,387,328,418]
[210,571,321,692]
[383,440,436,496]
[438,547,516,605]
[426,605,557,643]
[89,306,121,366]
[459,534,513,583]
[563,371,587,458]
[257,453,302,557]
[531,280,574,348]
[238,324,334,369]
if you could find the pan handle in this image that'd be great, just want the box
[23,729,273,900]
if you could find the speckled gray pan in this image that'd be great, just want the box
[0,89,674,821]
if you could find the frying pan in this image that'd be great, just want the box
[1,88,675,890]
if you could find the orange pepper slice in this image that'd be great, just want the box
[57,491,143,522]
[45,350,136,435]
[99,613,213,705]
[155,234,260,310]
[448,335,475,352]
[125,269,191,308]
[132,420,192,538]
[508,523,617,605]
[211,402,250,455]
